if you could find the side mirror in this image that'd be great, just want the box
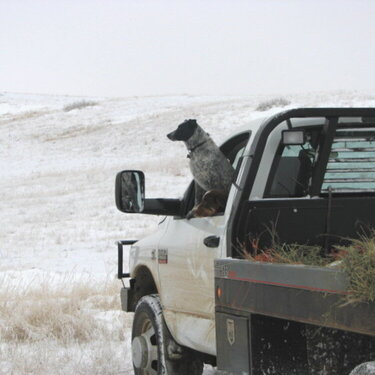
[115,170,145,213]
[115,170,182,216]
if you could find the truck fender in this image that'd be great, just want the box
[121,265,159,312]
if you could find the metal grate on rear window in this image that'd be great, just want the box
[322,127,375,193]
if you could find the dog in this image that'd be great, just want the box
[167,119,235,218]
[186,189,228,219]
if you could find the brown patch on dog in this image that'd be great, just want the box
[187,189,228,219]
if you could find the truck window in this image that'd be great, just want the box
[265,137,316,198]
[221,132,251,168]
[265,122,375,198]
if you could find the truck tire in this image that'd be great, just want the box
[350,362,375,375]
[131,294,204,375]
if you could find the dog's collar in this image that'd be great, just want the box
[187,140,208,158]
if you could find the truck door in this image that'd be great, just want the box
[157,133,250,354]
[158,212,224,314]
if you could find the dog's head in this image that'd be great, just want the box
[167,119,198,141]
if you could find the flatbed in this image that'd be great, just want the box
[215,259,375,375]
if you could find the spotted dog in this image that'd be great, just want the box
[167,119,235,218]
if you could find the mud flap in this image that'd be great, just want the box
[216,312,251,375]
[216,313,309,375]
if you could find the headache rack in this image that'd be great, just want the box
[322,126,375,193]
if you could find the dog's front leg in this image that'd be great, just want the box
[186,183,205,220]
[194,183,205,206]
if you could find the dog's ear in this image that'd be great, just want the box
[183,119,197,127]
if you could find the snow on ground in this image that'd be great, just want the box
[1,90,375,374]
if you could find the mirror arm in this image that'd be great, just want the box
[143,198,182,216]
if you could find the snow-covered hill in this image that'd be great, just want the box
[1,91,375,374]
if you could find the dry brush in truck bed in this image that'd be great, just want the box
[240,229,375,305]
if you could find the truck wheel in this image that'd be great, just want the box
[131,294,204,375]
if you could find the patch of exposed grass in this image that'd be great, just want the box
[0,275,132,374]
[255,97,291,111]
[0,277,121,344]
[63,100,98,112]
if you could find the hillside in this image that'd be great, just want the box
[1,91,374,374]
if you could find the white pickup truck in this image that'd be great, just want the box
[116,108,375,375]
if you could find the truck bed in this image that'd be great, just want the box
[214,259,375,375]
[215,258,375,335]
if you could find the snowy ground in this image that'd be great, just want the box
[1,91,375,374]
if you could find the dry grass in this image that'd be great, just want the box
[241,230,375,305]
[255,97,291,111]
[333,231,375,304]
[0,110,52,125]
[241,238,331,267]
[0,275,133,374]
[63,100,98,112]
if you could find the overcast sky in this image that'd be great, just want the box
[1,0,374,97]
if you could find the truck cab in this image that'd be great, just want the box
[116,108,375,375]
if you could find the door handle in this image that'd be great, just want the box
[204,235,220,248]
